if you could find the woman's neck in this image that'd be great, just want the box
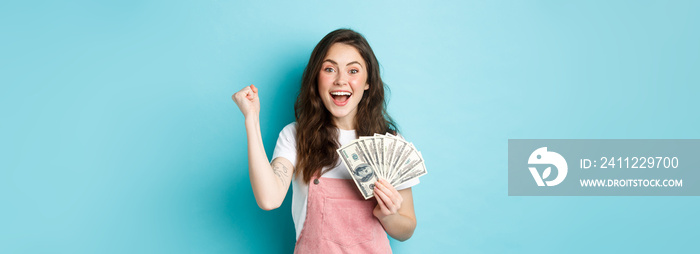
[333,117,355,131]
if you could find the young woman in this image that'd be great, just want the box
[232,29,418,253]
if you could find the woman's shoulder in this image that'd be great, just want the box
[282,122,297,131]
[279,122,298,137]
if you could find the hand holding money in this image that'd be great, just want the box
[373,178,403,219]
[337,133,427,199]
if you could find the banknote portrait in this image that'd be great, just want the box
[354,163,374,182]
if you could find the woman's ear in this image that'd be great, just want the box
[364,83,369,90]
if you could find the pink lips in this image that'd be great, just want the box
[330,90,351,106]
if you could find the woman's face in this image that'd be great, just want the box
[317,43,369,129]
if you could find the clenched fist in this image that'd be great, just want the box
[232,84,260,118]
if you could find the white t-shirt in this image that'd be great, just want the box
[271,122,419,241]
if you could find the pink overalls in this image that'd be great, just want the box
[293,175,392,253]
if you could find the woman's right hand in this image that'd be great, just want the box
[232,84,260,119]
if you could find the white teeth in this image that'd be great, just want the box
[330,91,352,96]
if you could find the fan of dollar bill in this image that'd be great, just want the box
[337,133,427,199]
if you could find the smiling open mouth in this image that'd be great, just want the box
[330,91,352,106]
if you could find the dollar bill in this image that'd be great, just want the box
[357,139,379,179]
[337,133,427,198]
[337,141,380,199]
[394,148,427,186]
[373,133,386,178]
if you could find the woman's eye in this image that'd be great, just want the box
[349,69,358,74]
[324,67,335,72]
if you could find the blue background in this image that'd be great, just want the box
[2,0,698,253]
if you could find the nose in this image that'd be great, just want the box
[334,71,349,86]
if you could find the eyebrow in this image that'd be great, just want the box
[323,59,363,67]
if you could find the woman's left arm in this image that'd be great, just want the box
[373,178,416,241]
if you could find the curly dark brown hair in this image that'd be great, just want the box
[294,28,398,184]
